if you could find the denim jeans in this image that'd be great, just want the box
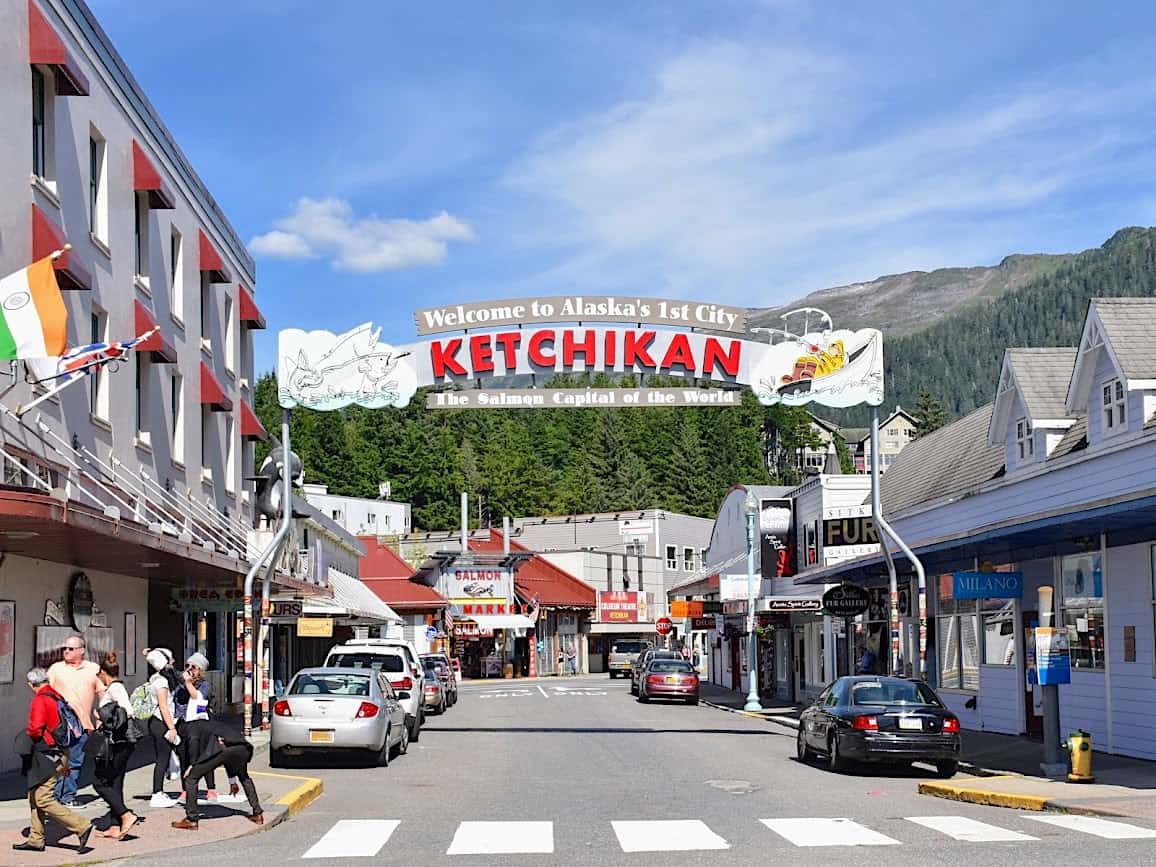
[54,730,88,803]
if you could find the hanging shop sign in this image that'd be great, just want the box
[670,600,704,618]
[821,584,871,617]
[278,305,883,411]
[1035,626,1071,685]
[441,567,513,616]
[296,617,334,638]
[759,498,796,578]
[170,586,246,613]
[952,571,1024,600]
[758,596,822,613]
[690,617,715,631]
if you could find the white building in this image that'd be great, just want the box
[302,483,412,536]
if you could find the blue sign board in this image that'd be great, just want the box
[425,626,438,640]
[952,571,1023,600]
[1035,627,1071,685]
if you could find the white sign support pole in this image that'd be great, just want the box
[869,407,928,680]
[243,409,294,736]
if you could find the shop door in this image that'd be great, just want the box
[730,638,740,691]
[794,628,805,700]
[1022,610,1043,736]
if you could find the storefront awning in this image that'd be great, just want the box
[132,140,175,209]
[28,0,89,96]
[300,568,402,623]
[464,614,535,630]
[588,622,659,634]
[133,300,177,363]
[198,229,232,283]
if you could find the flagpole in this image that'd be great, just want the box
[49,243,72,261]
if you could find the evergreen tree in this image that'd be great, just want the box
[912,389,949,437]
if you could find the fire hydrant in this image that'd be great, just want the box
[1067,730,1094,783]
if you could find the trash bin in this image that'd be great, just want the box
[1067,730,1094,783]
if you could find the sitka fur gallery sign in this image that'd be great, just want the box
[278,298,883,411]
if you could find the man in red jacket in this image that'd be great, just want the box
[13,668,93,853]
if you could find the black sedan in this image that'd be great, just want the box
[796,676,961,778]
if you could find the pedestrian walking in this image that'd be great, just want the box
[565,645,577,675]
[89,652,143,840]
[47,633,104,807]
[12,668,94,853]
[171,720,264,831]
[144,649,181,808]
[174,652,226,803]
[856,643,876,675]
[556,648,565,676]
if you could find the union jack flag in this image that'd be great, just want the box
[39,328,158,384]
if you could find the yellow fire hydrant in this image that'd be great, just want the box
[1067,730,1094,783]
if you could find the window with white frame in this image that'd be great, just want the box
[1060,553,1104,670]
[665,545,677,570]
[134,193,150,279]
[170,226,183,322]
[224,293,235,375]
[171,371,184,464]
[1102,379,1126,433]
[200,275,211,348]
[134,354,151,443]
[683,546,694,571]
[89,132,107,241]
[200,406,213,481]
[32,68,51,179]
[700,548,708,569]
[89,309,109,419]
[225,415,236,493]
[981,597,1016,665]
[935,574,979,690]
[1016,417,1034,460]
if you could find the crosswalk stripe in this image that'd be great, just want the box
[446,821,554,855]
[303,820,400,859]
[906,815,1038,842]
[611,820,730,852]
[760,817,900,847]
[1023,814,1156,839]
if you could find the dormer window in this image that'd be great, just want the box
[1016,418,1034,460]
[1102,379,1126,433]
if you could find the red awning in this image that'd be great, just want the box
[31,204,90,290]
[198,230,231,283]
[132,140,175,209]
[200,361,232,412]
[237,284,266,330]
[132,300,177,363]
[239,400,267,441]
[28,1,89,96]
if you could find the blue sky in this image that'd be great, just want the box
[91,0,1156,373]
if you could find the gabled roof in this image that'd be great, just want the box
[841,427,869,445]
[470,532,596,608]
[359,536,418,580]
[1049,415,1088,460]
[359,536,446,610]
[1067,298,1156,413]
[989,348,1078,444]
[882,403,1005,518]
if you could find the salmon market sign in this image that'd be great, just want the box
[277,297,884,411]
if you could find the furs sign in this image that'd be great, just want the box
[277,297,884,411]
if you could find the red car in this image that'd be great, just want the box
[638,659,699,705]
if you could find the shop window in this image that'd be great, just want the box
[1102,379,1126,433]
[1060,553,1104,670]
[981,598,1016,665]
[935,574,979,689]
[665,545,677,570]
[1016,417,1033,460]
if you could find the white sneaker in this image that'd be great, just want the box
[217,792,246,803]
[149,792,178,809]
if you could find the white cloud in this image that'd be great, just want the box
[249,197,475,272]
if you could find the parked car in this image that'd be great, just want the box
[630,649,681,695]
[637,658,700,704]
[421,652,458,707]
[325,638,426,742]
[796,676,961,777]
[421,657,449,714]
[608,639,652,679]
[270,667,408,767]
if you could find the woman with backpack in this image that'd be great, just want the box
[144,649,181,808]
[90,652,143,840]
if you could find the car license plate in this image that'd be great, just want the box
[898,717,922,731]
[665,676,679,684]
[309,730,335,744]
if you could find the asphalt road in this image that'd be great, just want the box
[125,675,1156,866]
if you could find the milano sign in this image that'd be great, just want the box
[278,295,883,411]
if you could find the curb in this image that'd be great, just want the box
[701,699,800,729]
[254,771,324,818]
[918,778,1050,811]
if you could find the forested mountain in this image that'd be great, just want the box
[254,227,1156,529]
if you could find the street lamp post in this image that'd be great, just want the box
[744,490,762,712]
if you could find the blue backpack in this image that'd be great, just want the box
[53,698,85,749]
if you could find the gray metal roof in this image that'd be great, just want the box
[1006,348,1078,420]
[841,427,869,444]
[1049,416,1088,459]
[1093,298,1156,380]
[880,403,1004,519]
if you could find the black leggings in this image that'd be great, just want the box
[184,745,260,820]
[93,741,133,820]
[148,716,175,794]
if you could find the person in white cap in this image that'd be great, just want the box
[144,649,180,808]
[175,652,240,804]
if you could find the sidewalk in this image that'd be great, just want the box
[698,681,1156,820]
[0,722,322,866]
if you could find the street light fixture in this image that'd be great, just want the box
[744,489,762,712]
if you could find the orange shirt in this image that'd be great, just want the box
[47,659,104,731]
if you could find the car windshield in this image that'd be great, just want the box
[290,673,372,697]
[850,680,942,707]
[612,641,647,654]
[328,652,405,673]
[421,659,442,672]
[649,661,694,673]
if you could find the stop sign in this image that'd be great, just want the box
[655,617,674,636]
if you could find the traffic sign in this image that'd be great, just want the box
[425,626,438,640]
[655,617,674,636]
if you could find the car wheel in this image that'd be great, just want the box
[630,683,638,696]
[688,697,699,706]
[270,748,288,769]
[397,723,410,757]
[796,729,812,763]
[827,733,847,773]
[936,760,958,779]
[378,726,392,768]
[439,698,447,715]
[410,713,422,743]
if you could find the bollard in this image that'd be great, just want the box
[1067,730,1095,783]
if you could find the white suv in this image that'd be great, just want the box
[325,638,426,742]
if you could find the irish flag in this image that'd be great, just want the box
[0,255,68,360]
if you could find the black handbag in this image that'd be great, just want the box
[84,729,113,764]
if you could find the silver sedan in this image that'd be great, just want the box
[271,667,409,767]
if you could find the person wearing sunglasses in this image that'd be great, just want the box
[47,635,104,808]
